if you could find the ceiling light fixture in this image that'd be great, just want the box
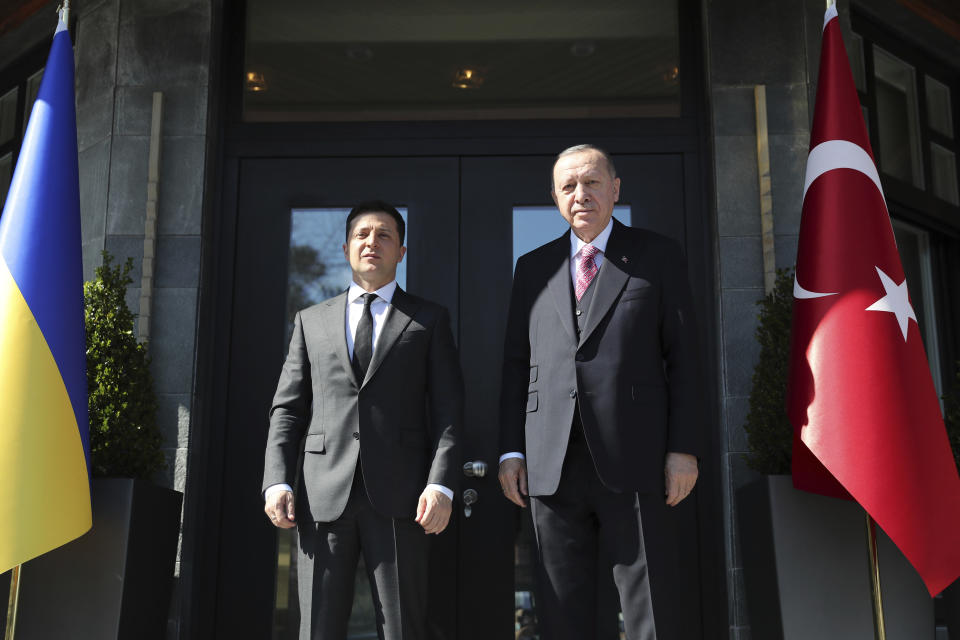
[452,68,484,90]
[570,41,596,57]
[346,45,374,61]
[246,71,268,92]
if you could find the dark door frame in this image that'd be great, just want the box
[179,1,726,638]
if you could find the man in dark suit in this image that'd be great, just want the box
[263,201,463,640]
[499,145,702,640]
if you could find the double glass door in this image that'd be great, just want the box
[217,153,703,639]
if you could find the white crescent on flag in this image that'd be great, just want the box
[795,139,888,300]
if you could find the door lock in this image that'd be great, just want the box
[462,489,478,518]
[463,461,487,478]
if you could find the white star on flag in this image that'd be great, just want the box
[865,266,917,341]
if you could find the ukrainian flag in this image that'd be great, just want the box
[0,18,91,572]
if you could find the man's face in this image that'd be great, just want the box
[342,212,406,289]
[551,150,621,243]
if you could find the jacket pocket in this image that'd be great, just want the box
[526,391,538,412]
[529,365,538,384]
[304,433,325,453]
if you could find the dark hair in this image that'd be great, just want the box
[552,144,618,187]
[345,200,405,245]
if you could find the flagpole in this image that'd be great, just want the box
[4,565,21,640]
[865,513,887,640]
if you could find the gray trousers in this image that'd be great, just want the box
[531,429,699,640]
[296,470,430,640]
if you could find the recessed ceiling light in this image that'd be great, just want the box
[346,45,374,61]
[452,68,484,90]
[570,41,596,57]
[246,71,267,92]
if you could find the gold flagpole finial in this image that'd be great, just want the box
[826,0,835,9]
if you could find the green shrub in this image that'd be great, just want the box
[742,268,960,475]
[85,252,165,478]
[743,268,794,475]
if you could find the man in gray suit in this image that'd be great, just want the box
[263,201,463,640]
[499,145,702,639]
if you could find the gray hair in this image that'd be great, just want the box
[552,144,617,189]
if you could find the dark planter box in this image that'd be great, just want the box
[3,478,182,639]
[737,475,932,639]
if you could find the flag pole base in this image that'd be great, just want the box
[4,565,21,640]
[865,513,887,640]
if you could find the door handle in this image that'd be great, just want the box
[463,488,478,518]
[463,461,487,478]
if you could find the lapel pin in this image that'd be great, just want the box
[621,256,629,263]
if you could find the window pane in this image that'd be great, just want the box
[244,1,680,121]
[850,33,866,93]
[891,220,942,400]
[277,206,409,639]
[0,88,18,147]
[930,143,959,206]
[513,205,631,269]
[287,207,409,326]
[874,46,924,188]
[0,152,12,213]
[510,203,631,638]
[925,75,954,139]
[21,68,43,132]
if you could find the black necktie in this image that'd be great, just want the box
[352,293,377,382]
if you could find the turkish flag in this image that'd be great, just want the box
[787,4,960,596]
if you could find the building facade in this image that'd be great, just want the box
[0,0,957,638]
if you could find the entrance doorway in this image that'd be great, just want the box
[208,152,714,639]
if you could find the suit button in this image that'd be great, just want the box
[575,353,585,362]
[569,389,577,399]
[353,432,360,440]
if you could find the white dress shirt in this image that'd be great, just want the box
[499,218,614,464]
[345,280,397,360]
[266,279,453,502]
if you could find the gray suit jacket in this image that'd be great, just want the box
[263,288,463,522]
[499,220,702,496]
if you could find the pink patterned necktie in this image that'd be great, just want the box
[575,244,601,300]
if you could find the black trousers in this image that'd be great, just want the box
[530,428,699,640]
[296,469,430,640]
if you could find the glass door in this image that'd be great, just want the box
[460,154,704,639]
[216,152,710,640]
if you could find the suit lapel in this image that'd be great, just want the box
[318,292,357,385]
[545,235,577,344]
[578,220,631,348]
[363,287,418,387]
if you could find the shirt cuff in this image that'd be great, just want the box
[499,452,526,463]
[264,483,294,500]
[425,484,454,500]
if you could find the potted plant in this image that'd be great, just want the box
[10,253,183,639]
[736,268,937,638]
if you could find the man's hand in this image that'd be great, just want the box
[416,488,452,534]
[499,457,528,507]
[664,452,698,507]
[264,489,296,528]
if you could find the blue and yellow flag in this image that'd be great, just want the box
[0,18,91,572]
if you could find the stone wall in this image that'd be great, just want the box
[75,0,210,498]
[705,0,830,637]
[73,0,212,635]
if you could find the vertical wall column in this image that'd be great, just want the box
[705,0,837,638]
[73,3,213,637]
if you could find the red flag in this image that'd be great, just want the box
[787,4,960,597]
